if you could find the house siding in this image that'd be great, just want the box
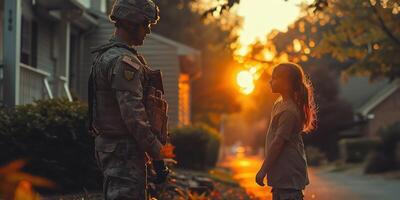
[36,20,54,75]
[137,39,180,127]
[0,8,3,62]
[367,88,400,136]
[0,5,3,102]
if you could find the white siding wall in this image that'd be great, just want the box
[77,0,91,8]
[82,18,181,127]
[138,38,180,127]
[90,0,107,13]
[36,20,54,74]
[0,3,3,101]
[0,7,3,62]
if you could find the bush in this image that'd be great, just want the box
[305,146,327,166]
[365,122,400,173]
[338,137,381,163]
[170,124,221,170]
[376,122,400,157]
[0,98,101,191]
[364,152,393,173]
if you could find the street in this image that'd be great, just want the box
[221,154,400,200]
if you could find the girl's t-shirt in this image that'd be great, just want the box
[264,98,309,189]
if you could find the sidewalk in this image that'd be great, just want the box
[306,167,400,200]
[220,154,400,200]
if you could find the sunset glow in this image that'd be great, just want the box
[236,70,255,95]
[236,0,311,46]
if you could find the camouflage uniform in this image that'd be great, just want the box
[88,1,165,199]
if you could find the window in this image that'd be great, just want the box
[178,74,191,126]
[20,16,37,67]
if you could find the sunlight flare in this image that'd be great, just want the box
[236,70,255,95]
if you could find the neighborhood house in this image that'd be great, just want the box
[0,0,201,127]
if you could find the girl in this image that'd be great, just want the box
[255,62,317,200]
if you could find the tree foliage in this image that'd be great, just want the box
[210,0,400,79]
[203,0,334,17]
[315,0,400,79]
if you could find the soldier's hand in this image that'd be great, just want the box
[153,160,169,184]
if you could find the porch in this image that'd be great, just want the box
[1,0,101,105]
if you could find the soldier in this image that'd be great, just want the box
[88,0,169,199]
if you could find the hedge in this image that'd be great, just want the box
[365,122,400,173]
[0,98,224,190]
[0,98,101,191]
[338,137,381,163]
[170,124,221,170]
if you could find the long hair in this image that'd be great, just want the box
[275,62,317,133]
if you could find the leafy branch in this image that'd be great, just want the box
[202,0,330,18]
[368,0,400,47]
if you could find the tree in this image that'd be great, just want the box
[203,0,333,17]
[210,0,400,79]
[316,0,400,79]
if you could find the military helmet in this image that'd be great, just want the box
[109,0,160,24]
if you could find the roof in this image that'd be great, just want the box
[358,80,400,115]
[339,76,400,115]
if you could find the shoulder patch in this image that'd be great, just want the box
[124,70,135,81]
[122,55,141,70]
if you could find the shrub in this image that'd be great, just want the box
[376,122,400,157]
[0,98,101,191]
[338,137,381,163]
[170,124,221,170]
[365,122,400,173]
[364,152,393,173]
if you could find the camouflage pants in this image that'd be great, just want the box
[95,137,147,200]
[272,188,304,200]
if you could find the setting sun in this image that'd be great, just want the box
[236,70,255,95]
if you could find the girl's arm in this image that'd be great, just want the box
[256,111,296,186]
[259,136,286,174]
[256,132,287,186]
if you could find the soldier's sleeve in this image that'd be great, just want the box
[111,55,163,159]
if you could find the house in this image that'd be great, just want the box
[339,76,400,136]
[0,0,201,127]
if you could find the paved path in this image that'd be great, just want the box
[307,168,400,200]
[221,155,400,200]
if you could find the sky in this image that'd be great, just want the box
[236,0,311,47]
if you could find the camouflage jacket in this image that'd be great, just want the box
[89,36,162,159]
